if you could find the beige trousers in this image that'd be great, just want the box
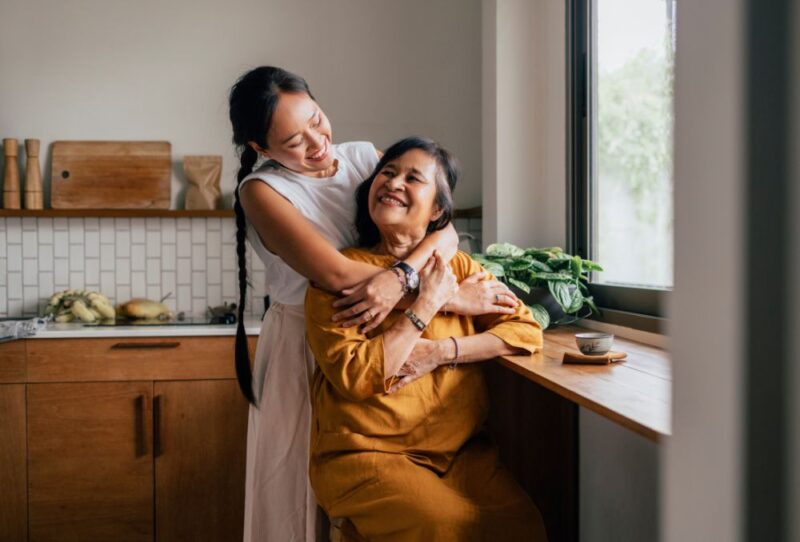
[243,302,323,542]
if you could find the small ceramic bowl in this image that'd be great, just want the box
[575,332,614,355]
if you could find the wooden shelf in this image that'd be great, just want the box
[0,209,234,218]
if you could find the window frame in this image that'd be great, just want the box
[566,0,670,333]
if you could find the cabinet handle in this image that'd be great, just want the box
[134,395,146,457]
[112,341,181,350]
[153,395,163,457]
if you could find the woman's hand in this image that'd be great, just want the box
[387,338,451,394]
[416,251,459,314]
[331,269,405,332]
[445,272,518,316]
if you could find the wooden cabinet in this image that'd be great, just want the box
[155,380,248,541]
[0,384,27,542]
[27,382,154,542]
[0,335,256,542]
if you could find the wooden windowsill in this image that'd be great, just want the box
[496,325,671,442]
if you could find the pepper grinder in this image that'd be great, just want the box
[3,138,20,209]
[24,139,43,209]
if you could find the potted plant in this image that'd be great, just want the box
[470,243,603,329]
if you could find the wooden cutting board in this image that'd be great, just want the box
[51,141,171,209]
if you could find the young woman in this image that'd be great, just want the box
[228,66,518,542]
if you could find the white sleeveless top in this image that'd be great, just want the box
[238,141,379,305]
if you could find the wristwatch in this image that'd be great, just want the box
[391,261,419,293]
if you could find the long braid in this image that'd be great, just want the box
[228,66,313,404]
[234,145,258,405]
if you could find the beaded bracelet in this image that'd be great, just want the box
[389,267,407,291]
[448,336,460,369]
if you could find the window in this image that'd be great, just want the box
[569,0,675,327]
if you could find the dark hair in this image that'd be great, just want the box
[355,136,458,247]
[228,66,314,405]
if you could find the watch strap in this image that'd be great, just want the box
[392,261,419,293]
[403,309,427,331]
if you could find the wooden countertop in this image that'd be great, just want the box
[496,326,671,442]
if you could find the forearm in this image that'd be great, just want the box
[435,332,528,365]
[321,257,384,292]
[401,223,458,271]
[381,297,439,377]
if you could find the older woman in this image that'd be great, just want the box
[304,137,548,541]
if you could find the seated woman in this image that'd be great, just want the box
[305,137,548,541]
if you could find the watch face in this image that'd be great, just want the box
[407,272,420,290]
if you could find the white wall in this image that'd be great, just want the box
[482,0,566,249]
[0,0,482,208]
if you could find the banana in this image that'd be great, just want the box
[91,299,116,319]
[44,289,117,322]
[70,299,96,323]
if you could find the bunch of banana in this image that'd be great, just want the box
[44,289,116,323]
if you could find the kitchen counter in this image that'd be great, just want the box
[22,317,263,339]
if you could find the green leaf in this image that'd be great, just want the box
[570,256,583,278]
[533,272,573,282]
[507,277,531,293]
[481,261,505,277]
[548,281,573,313]
[566,288,584,313]
[525,248,558,261]
[486,243,525,258]
[547,258,572,271]
[529,260,553,273]
[528,304,551,330]
[582,260,604,272]
[508,259,533,271]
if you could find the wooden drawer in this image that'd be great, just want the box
[27,336,258,383]
[0,340,26,383]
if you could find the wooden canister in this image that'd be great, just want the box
[24,139,44,209]
[3,138,21,209]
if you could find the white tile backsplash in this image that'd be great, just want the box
[69,244,85,272]
[7,245,22,271]
[54,231,69,257]
[23,260,38,285]
[85,230,100,258]
[22,231,37,256]
[38,245,53,271]
[146,231,161,257]
[0,216,482,317]
[161,244,176,270]
[38,219,53,243]
[146,259,161,285]
[130,245,145,271]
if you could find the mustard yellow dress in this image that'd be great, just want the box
[304,249,548,542]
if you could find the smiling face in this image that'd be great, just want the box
[368,148,444,239]
[249,92,335,176]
